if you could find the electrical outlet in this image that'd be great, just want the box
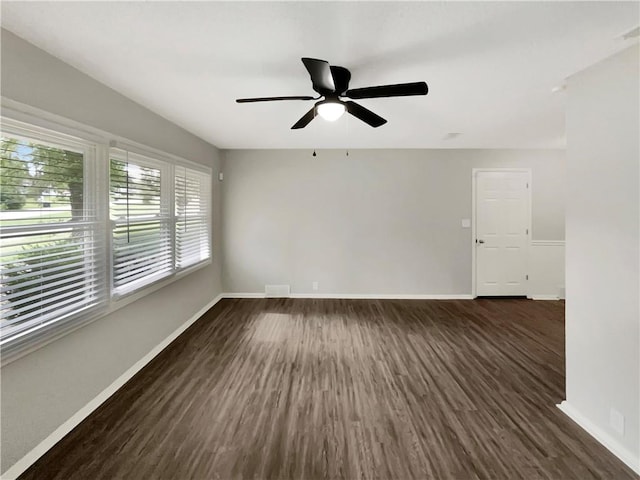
[610,408,625,435]
[312,281,319,291]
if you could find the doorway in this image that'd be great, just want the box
[472,169,531,297]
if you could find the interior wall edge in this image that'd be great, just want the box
[557,401,640,475]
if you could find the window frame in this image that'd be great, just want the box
[109,148,174,298]
[0,105,213,365]
[174,165,212,271]
[0,119,107,351]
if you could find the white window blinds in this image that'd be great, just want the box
[0,133,106,343]
[0,114,212,358]
[110,151,172,296]
[175,166,211,269]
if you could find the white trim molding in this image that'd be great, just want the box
[557,401,640,475]
[222,292,267,299]
[289,293,474,300]
[1,294,224,480]
[530,295,562,301]
[225,293,474,300]
[531,240,565,247]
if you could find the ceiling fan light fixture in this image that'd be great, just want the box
[317,101,345,122]
[237,57,428,129]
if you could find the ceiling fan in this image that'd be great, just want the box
[236,58,429,129]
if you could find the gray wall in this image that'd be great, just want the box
[221,149,565,295]
[565,45,639,462]
[0,30,223,471]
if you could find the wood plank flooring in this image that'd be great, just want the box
[20,298,638,479]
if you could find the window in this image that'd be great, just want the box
[0,126,105,345]
[109,150,212,297]
[0,115,212,359]
[175,166,211,269]
[110,150,172,296]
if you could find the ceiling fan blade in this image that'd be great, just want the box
[345,101,387,128]
[291,106,317,129]
[345,81,428,99]
[301,58,336,93]
[236,96,315,103]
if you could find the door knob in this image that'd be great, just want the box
[477,239,485,244]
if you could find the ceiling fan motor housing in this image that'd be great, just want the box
[329,66,351,95]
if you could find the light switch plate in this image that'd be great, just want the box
[461,218,471,228]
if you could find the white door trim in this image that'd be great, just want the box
[471,168,532,298]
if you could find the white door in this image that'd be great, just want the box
[475,170,530,296]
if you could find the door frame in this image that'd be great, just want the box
[471,168,532,298]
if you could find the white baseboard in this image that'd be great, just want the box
[531,240,566,247]
[225,292,474,300]
[557,401,640,475]
[222,292,266,298]
[291,293,474,300]
[529,295,561,300]
[1,294,224,480]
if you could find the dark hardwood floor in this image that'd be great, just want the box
[20,298,637,479]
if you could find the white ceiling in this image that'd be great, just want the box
[1,2,638,149]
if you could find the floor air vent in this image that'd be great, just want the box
[265,284,290,298]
